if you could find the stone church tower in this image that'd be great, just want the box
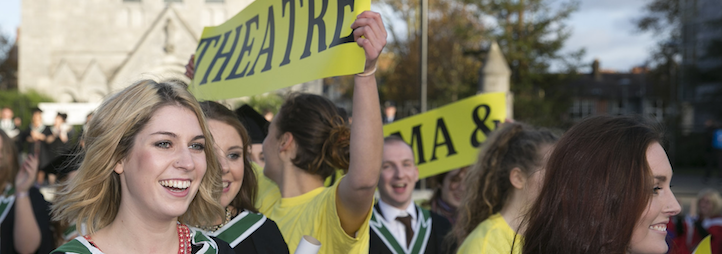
[19,0,252,103]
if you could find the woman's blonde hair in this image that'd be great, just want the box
[698,188,722,217]
[51,80,224,235]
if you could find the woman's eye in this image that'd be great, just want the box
[227,153,240,160]
[189,143,205,151]
[155,141,171,149]
[653,186,663,194]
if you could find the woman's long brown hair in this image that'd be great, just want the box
[0,130,19,192]
[200,101,258,213]
[275,93,350,178]
[522,115,662,254]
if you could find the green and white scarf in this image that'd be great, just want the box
[205,210,266,248]
[370,206,433,254]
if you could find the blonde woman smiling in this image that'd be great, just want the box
[51,80,233,254]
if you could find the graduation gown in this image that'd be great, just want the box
[205,210,289,254]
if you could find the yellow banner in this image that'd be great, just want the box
[693,235,712,254]
[190,0,369,100]
[383,92,507,178]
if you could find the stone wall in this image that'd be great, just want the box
[19,0,252,102]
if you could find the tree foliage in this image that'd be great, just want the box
[476,0,584,127]
[634,0,680,98]
[0,89,54,130]
[375,0,583,127]
[376,0,485,113]
[0,28,18,90]
[242,93,285,116]
[636,0,721,118]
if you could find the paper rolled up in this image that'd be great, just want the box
[294,235,322,254]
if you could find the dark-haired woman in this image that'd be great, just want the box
[522,115,681,254]
[197,101,288,254]
[255,11,386,254]
[450,123,557,253]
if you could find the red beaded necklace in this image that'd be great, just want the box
[84,222,192,254]
[177,223,192,254]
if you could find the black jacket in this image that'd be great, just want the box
[369,203,451,254]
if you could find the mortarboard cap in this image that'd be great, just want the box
[234,105,269,144]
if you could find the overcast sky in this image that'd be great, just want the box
[0,0,658,72]
[564,0,658,72]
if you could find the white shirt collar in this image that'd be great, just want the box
[377,198,417,223]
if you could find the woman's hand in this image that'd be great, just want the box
[351,11,387,74]
[185,54,196,80]
[15,154,38,193]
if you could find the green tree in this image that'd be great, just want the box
[376,0,486,113]
[634,0,680,102]
[242,93,285,117]
[0,27,18,90]
[375,0,583,127]
[0,89,54,130]
[473,0,584,127]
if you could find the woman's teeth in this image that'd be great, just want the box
[649,224,667,232]
[223,182,230,188]
[160,180,190,191]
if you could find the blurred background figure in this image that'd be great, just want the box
[1,107,19,139]
[670,189,722,254]
[43,112,70,185]
[704,120,722,184]
[20,108,52,186]
[0,130,56,253]
[383,101,397,124]
[424,166,468,225]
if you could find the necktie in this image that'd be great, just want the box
[396,215,413,247]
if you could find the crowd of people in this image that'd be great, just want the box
[0,10,717,254]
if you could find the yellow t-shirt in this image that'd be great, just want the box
[254,165,372,254]
[253,163,281,213]
[457,213,523,254]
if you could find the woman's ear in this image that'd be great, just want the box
[509,167,526,190]
[279,132,295,152]
[114,160,124,174]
